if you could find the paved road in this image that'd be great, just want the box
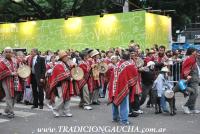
[0,93,200,134]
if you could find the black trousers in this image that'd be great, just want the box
[31,74,44,107]
[129,91,140,113]
[140,84,153,106]
[132,94,140,111]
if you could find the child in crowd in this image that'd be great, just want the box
[152,66,173,114]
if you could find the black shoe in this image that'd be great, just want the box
[129,112,139,117]
[79,103,84,108]
[120,121,131,125]
[31,106,38,109]
[146,105,150,108]
[7,113,14,118]
[39,106,43,109]
[155,110,162,114]
[92,102,100,105]
[112,119,120,123]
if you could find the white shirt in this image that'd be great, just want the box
[32,55,38,74]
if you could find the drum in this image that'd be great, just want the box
[17,65,31,79]
[164,90,174,99]
[71,67,84,81]
[98,62,108,73]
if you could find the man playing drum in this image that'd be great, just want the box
[0,47,19,118]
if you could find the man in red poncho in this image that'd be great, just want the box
[89,49,101,105]
[77,50,93,110]
[182,47,200,114]
[99,50,113,98]
[45,55,57,109]
[110,51,138,125]
[0,47,18,118]
[49,50,73,117]
[108,55,119,103]
[129,49,143,116]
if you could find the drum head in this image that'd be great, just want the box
[164,90,174,99]
[17,65,31,79]
[98,62,108,73]
[71,67,84,81]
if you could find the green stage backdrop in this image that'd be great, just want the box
[0,11,171,52]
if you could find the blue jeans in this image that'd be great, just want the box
[99,86,104,98]
[112,95,129,123]
[160,94,168,111]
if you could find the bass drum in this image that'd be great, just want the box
[98,62,108,73]
[164,90,174,99]
[71,67,84,81]
[17,65,31,79]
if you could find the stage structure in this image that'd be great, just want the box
[0,11,171,51]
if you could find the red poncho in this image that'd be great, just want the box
[45,62,56,101]
[108,64,118,103]
[77,60,92,93]
[129,59,142,102]
[113,60,138,106]
[0,57,18,97]
[49,61,73,101]
[182,55,196,79]
[88,59,101,91]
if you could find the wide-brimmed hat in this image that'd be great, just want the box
[147,61,155,67]
[58,50,68,60]
[4,46,13,52]
[90,49,99,57]
[161,66,170,72]
[84,48,93,54]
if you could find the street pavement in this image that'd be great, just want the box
[0,93,200,134]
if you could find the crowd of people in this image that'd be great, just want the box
[0,41,200,125]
